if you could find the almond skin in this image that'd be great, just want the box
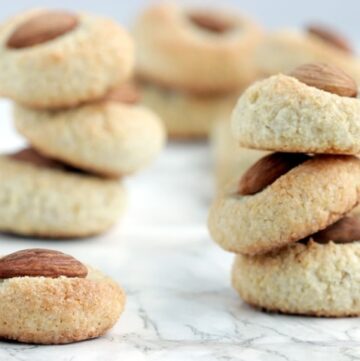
[238,152,310,196]
[290,63,358,98]
[7,11,78,49]
[188,11,234,33]
[0,249,88,279]
[307,24,352,54]
[310,216,360,244]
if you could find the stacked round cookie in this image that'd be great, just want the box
[209,63,360,316]
[133,3,263,138]
[0,248,126,344]
[0,9,165,238]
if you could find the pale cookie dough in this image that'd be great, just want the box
[256,30,360,82]
[140,81,237,138]
[0,149,126,238]
[134,3,263,94]
[0,249,125,344]
[0,9,134,109]
[232,74,360,154]
[208,155,360,255]
[14,101,166,177]
[232,241,360,317]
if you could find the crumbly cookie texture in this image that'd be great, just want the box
[232,241,360,317]
[256,30,360,82]
[140,82,237,138]
[0,266,125,344]
[0,155,126,238]
[0,9,134,109]
[14,101,166,177]
[134,3,263,94]
[232,74,360,154]
[208,155,360,255]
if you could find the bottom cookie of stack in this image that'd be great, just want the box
[233,240,360,317]
[0,149,126,238]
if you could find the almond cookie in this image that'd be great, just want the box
[232,240,360,317]
[0,248,125,344]
[134,3,263,94]
[208,153,360,255]
[232,64,360,154]
[0,148,126,238]
[0,9,134,109]
[256,27,360,82]
[14,100,166,178]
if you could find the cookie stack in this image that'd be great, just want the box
[0,9,165,238]
[209,63,360,316]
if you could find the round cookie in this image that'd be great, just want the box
[232,240,360,317]
[134,3,263,94]
[0,149,126,238]
[0,9,134,109]
[231,73,360,154]
[140,81,238,138]
[0,249,125,344]
[256,29,360,82]
[208,154,360,255]
[14,101,166,177]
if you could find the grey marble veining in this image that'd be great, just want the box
[0,100,359,360]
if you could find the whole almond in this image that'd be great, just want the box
[310,216,360,244]
[188,11,233,33]
[307,24,352,54]
[290,63,358,97]
[238,153,310,196]
[7,11,78,49]
[0,249,88,279]
[105,83,141,104]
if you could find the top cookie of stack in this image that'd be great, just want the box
[0,9,165,239]
[209,63,360,317]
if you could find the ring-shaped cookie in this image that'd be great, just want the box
[0,9,134,109]
[208,155,360,255]
[232,74,360,154]
[256,30,360,82]
[0,266,125,344]
[0,150,126,238]
[232,241,360,317]
[134,3,263,94]
[14,101,166,177]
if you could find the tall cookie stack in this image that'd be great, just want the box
[0,9,165,238]
[209,63,360,317]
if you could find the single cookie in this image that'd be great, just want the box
[14,100,166,177]
[232,240,360,317]
[0,9,134,109]
[211,119,267,191]
[0,248,125,344]
[232,71,360,154]
[140,81,237,138]
[208,154,360,255]
[256,28,360,82]
[0,148,126,238]
[134,3,263,94]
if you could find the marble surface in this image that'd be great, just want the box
[1,100,360,361]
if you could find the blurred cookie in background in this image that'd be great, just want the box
[133,3,263,139]
[256,24,360,81]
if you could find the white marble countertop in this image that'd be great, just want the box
[0,100,360,361]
